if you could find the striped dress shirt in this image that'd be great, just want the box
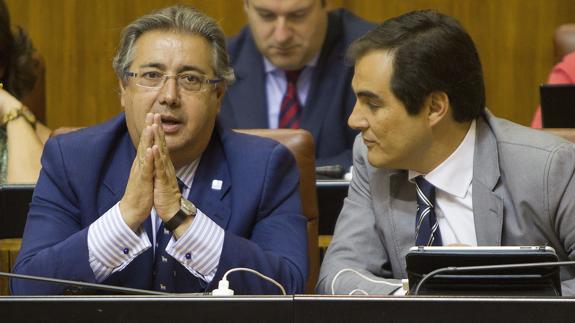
[87,159,225,283]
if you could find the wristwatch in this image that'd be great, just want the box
[1,105,37,129]
[164,197,196,232]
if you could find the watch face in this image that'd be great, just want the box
[181,198,196,216]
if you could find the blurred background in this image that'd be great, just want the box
[5,0,575,129]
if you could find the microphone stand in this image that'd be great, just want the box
[1,271,169,295]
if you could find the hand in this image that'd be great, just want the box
[150,114,182,221]
[119,113,155,231]
[0,87,23,117]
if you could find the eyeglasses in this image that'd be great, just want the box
[125,71,222,92]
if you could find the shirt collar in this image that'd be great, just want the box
[263,52,320,74]
[409,120,476,198]
[175,157,200,190]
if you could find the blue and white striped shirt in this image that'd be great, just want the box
[87,159,225,283]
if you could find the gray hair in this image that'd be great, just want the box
[112,5,235,85]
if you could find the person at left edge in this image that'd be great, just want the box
[11,5,308,295]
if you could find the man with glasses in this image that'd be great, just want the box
[11,5,308,295]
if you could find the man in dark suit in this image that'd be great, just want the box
[11,5,307,295]
[219,0,374,169]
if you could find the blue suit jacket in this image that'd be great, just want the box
[11,113,308,295]
[219,9,374,169]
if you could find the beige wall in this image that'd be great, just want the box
[6,0,575,128]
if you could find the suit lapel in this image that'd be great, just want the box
[188,127,232,229]
[225,33,269,128]
[301,13,344,143]
[98,120,136,217]
[387,170,417,275]
[472,113,504,245]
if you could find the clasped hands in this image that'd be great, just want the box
[120,113,187,235]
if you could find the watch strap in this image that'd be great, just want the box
[164,197,196,232]
[164,209,188,232]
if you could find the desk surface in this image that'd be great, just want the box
[3,295,575,323]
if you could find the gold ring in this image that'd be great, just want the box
[0,83,3,89]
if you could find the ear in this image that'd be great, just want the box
[119,79,127,108]
[214,85,225,114]
[426,91,449,127]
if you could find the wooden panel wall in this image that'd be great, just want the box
[5,0,575,128]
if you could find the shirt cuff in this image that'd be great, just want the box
[87,202,151,282]
[165,209,224,282]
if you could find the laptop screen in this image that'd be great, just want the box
[540,84,575,128]
[0,184,34,239]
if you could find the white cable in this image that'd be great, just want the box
[331,268,403,295]
[348,288,369,295]
[214,267,287,295]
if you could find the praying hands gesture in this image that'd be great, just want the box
[120,113,191,237]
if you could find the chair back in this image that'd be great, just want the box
[237,129,319,294]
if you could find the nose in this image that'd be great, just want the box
[158,77,179,107]
[348,102,368,131]
[273,17,292,44]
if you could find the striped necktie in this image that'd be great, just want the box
[278,69,303,129]
[414,176,443,246]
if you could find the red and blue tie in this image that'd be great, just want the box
[279,69,303,129]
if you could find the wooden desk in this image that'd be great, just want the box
[0,238,21,295]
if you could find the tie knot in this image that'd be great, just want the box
[415,176,435,205]
[285,69,303,84]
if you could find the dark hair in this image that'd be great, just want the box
[0,0,38,100]
[347,10,485,122]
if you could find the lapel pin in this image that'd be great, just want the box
[211,180,223,190]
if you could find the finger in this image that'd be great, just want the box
[152,114,169,156]
[152,144,167,184]
[135,126,153,170]
[152,116,176,175]
[141,146,154,181]
[146,112,153,126]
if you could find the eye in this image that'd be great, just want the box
[257,10,276,21]
[180,74,202,85]
[367,101,382,109]
[288,10,307,21]
[141,71,163,80]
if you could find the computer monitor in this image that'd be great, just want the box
[316,180,349,235]
[540,84,575,128]
[0,184,34,238]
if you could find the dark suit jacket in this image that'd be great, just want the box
[11,113,308,295]
[219,9,374,169]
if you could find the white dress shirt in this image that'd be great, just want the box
[263,54,319,128]
[87,158,225,283]
[409,120,477,246]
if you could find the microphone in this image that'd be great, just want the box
[1,271,168,295]
[316,165,345,179]
[412,260,575,296]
